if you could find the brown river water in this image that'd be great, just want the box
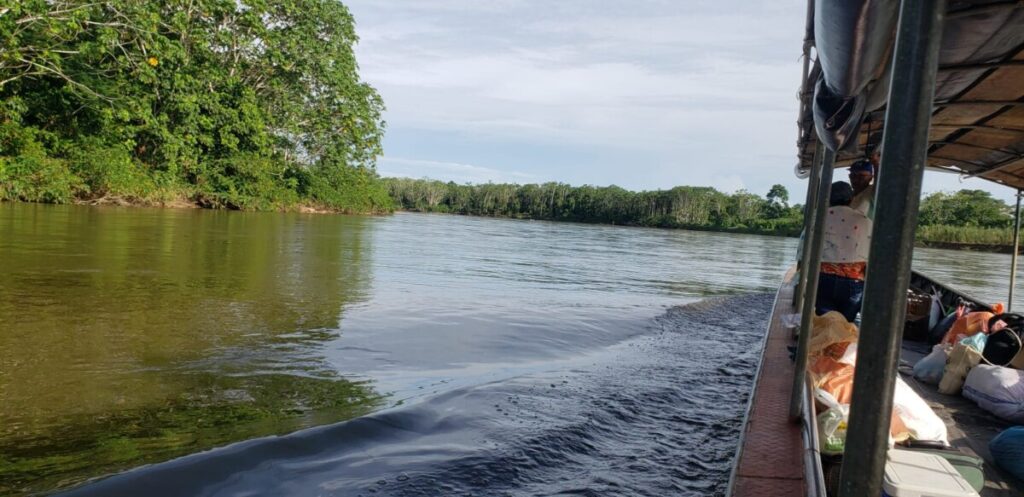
[1,202,1019,496]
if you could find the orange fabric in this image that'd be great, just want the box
[811,357,910,439]
[818,362,855,404]
[810,355,842,377]
[820,262,867,281]
[941,312,994,345]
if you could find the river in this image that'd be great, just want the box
[1,203,1020,496]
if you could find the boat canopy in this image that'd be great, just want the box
[796,0,1024,189]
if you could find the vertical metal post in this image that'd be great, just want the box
[1010,190,1021,311]
[795,0,816,143]
[790,147,835,420]
[837,1,946,496]
[796,143,824,312]
[793,0,818,313]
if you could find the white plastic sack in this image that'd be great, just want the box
[912,344,948,385]
[963,365,1024,423]
[781,313,801,328]
[893,376,949,444]
[815,389,849,455]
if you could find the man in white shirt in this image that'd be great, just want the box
[817,181,872,322]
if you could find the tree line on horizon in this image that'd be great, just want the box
[385,177,804,235]
[0,0,392,212]
[384,177,1020,246]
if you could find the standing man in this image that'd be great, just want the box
[818,181,872,322]
[849,159,876,219]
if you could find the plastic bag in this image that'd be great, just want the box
[809,311,858,360]
[815,389,849,455]
[959,332,988,353]
[941,311,993,345]
[989,427,1024,481]
[912,344,949,385]
[963,365,1024,423]
[808,339,858,394]
[892,376,948,444]
[781,313,801,328]
[938,343,982,395]
[818,409,848,455]
[818,363,856,404]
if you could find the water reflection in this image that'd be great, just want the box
[6,206,1024,496]
[0,204,382,495]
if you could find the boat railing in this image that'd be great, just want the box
[801,376,828,497]
[793,1,949,495]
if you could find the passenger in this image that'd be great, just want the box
[849,159,876,219]
[817,181,872,322]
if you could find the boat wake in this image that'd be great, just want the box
[59,293,773,497]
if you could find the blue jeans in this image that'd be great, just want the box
[816,273,864,322]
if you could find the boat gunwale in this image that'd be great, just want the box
[725,266,806,497]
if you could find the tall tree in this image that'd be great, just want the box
[0,0,391,212]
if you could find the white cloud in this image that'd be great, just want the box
[710,174,748,194]
[347,0,811,193]
[379,157,541,184]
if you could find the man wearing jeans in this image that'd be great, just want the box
[817,181,872,322]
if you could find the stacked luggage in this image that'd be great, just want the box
[909,298,1024,486]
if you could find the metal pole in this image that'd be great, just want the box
[790,147,835,420]
[1010,190,1021,311]
[796,143,824,312]
[837,1,947,496]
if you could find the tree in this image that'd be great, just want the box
[767,184,789,207]
[918,190,1011,228]
[1,0,390,212]
[380,177,806,235]
[764,184,790,219]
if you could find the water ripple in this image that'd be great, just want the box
[59,294,772,497]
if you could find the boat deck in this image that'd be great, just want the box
[899,343,1024,497]
[730,269,1024,497]
[729,267,806,496]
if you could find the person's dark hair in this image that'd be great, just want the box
[830,181,853,207]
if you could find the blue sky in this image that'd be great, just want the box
[345,0,1016,203]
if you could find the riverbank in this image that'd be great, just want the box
[383,178,1024,252]
[393,208,1023,254]
[68,194,371,215]
[916,240,1021,254]
[5,196,1018,253]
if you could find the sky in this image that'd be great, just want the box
[344,0,1016,203]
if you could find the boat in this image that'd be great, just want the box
[727,1,1024,496]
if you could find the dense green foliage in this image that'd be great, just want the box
[917,225,1014,247]
[386,178,1021,247]
[916,189,1016,247]
[918,190,1013,229]
[385,177,805,235]
[0,0,392,212]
